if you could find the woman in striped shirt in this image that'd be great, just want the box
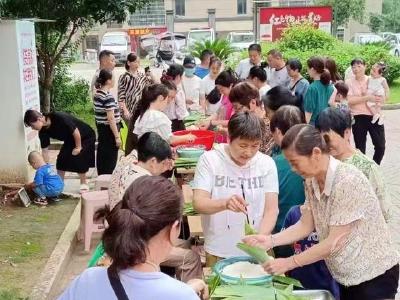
[118,53,154,120]
[94,70,121,175]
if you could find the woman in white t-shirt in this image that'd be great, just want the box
[200,57,223,115]
[193,112,279,267]
[59,176,207,300]
[132,84,195,145]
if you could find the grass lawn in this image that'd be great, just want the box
[68,102,96,131]
[389,79,400,104]
[0,195,79,299]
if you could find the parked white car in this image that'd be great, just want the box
[227,32,255,50]
[100,31,131,64]
[187,28,215,48]
[385,33,400,57]
[379,32,394,40]
[350,33,384,44]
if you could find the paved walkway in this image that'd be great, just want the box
[370,110,400,251]
[365,110,400,298]
[50,110,400,299]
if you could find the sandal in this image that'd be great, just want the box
[80,184,90,193]
[34,198,48,206]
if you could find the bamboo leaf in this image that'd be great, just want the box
[244,222,257,235]
[272,275,303,288]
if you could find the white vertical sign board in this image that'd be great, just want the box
[18,21,41,153]
[0,20,41,183]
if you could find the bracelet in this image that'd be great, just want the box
[270,234,275,248]
[292,255,303,268]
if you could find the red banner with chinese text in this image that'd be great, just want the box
[259,6,332,41]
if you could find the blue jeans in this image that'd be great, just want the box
[33,186,61,198]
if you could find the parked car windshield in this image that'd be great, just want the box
[231,34,254,43]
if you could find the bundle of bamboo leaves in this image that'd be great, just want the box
[184,113,207,127]
[183,202,198,216]
[174,157,199,169]
[211,283,309,300]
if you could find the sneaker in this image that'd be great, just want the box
[47,196,61,203]
[371,114,380,124]
[378,115,385,125]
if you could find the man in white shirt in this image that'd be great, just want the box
[193,111,279,266]
[182,55,202,112]
[236,44,263,80]
[267,49,291,88]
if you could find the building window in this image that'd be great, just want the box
[85,36,99,50]
[237,0,247,15]
[279,0,313,6]
[129,0,166,27]
[106,21,123,29]
[336,27,345,41]
[175,0,185,16]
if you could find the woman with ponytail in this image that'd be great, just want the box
[131,83,195,146]
[199,68,239,142]
[304,56,334,124]
[94,69,121,175]
[161,64,189,132]
[59,176,207,300]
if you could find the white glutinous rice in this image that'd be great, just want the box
[221,261,269,278]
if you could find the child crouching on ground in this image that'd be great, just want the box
[26,151,64,205]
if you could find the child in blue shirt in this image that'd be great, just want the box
[283,205,340,300]
[26,151,64,205]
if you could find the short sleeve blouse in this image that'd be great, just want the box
[305,158,398,286]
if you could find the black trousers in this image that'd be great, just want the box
[96,123,119,175]
[352,115,386,165]
[339,264,399,300]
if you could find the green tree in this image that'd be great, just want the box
[381,0,400,32]
[0,0,152,112]
[315,0,366,36]
[191,39,235,61]
[369,14,384,33]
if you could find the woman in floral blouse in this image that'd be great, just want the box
[315,107,391,221]
[244,124,399,300]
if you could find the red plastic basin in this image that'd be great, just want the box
[173,130,215,150]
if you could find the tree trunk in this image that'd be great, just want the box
[42,61,54,113]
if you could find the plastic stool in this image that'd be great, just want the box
[94,174,112,191]
[81,190,109,252]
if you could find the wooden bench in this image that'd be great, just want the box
[182,184,203,236]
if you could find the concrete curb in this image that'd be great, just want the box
[383,104,400,110]
[30,200,81,300]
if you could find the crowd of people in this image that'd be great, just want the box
[21,42,398,300]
